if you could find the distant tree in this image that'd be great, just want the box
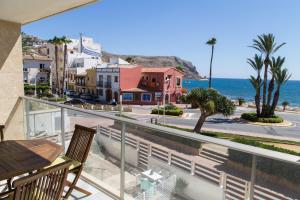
[250,34,285,116]
[282,101,289,111]
[21,32,32,55]
[270,67,291,115]
[125,57,134,63]
[187,88,235,133]
[61,36,72,97]
[247,54,263,116]
[48,36,63,95]
[206,37,217,88]
[176,65,184,72]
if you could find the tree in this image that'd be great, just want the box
[187,88,235,133]
[282,101,289,111]
[48,36,63,95]
[61,36,72,97]
[206,37,217,88]
[247,54,263,116]
[250,34,285,116]
[267,56,285,108]
[270,67,291,115]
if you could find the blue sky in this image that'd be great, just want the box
[23,0,300,80]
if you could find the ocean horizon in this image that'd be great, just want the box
[183,78,300,107]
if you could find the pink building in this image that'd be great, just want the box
[120,67,184,105]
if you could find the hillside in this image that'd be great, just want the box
[102,51,204,80]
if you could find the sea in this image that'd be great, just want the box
[183,78,300,107]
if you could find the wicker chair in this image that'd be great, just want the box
[49,124,96,198]
[0,161,71,200]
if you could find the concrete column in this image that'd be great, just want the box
[0,20,24,140]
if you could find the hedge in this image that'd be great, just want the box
[151,108,183,116]
[241,112,283,123]
[228,137,300,184]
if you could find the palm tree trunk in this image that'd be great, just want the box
[54,45,59,95]
[261,61,269,116]
[266,76,275,115]
[193,114,207,133]
[270,86,281,115]
[208,45,214,88]
[61,44,67,98]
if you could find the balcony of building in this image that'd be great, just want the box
[16,96,300,200]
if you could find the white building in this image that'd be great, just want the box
[23,54,52,84]
[96,58,131,102]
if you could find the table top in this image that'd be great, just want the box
[142,170,163,182]
[0,139,63,181]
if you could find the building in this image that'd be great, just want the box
[120,67,184,105]
[95,58,132,103]
[37,35,102,93]
[23,54,52,84]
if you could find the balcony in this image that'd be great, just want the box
[20,96,300,200]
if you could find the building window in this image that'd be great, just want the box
[39,64,45,69]
[123,93,133,101]
[98,89,103,96]
[141,93,152,102]
[152,78,156,83]
[146,76,149,80]
[176,77,181,86]
[114,76,118,83]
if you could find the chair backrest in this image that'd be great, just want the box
[66,124,96,163]
[12,161,71,200]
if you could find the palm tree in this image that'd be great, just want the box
[250,34,285,116]
[48,36,63,95]
[187,88,235,133]
[247,54,263,116]
[267,56,285,109]
[206,37,217,88]
[270,68,291,115]
[61,36,72,97]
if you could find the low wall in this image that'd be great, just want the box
[148,156,223,200]
[96,133,139,167]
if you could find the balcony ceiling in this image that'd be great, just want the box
[0,0,97,25]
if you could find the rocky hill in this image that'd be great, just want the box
[102,51,204,80]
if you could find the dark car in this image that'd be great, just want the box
[64,99,86,105]
[66,90,79,98]
[80,94,93,100]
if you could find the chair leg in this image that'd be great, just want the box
[64,168,83,199]
[7,178,12,190]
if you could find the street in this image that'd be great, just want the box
[124,106,300,140]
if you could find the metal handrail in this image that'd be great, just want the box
[21,96,300,165]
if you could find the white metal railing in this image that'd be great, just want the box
[21,96,300,200]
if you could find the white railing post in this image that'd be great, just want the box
[222,173,227,200]
[248,155,257,200]
[148,144,152,156]
[168,152,172,165]
[191,161,195,175]
[120,122,126,200]
[60,107,66,152]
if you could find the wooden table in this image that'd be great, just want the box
[0,139,63,181]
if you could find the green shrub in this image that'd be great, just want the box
[237,97,246,106]
[229,137,300,184]
[241,112,283,123]
[151,104,183,116]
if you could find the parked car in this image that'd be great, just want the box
[80,94,94,100]
[64,99,86,105]
[66,90,79,98]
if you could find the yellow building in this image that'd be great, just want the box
[75,68,96,97]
